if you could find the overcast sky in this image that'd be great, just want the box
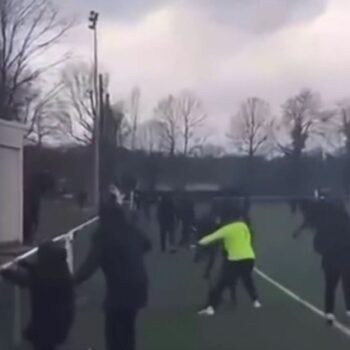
[56,0,350,136]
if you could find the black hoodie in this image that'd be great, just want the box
[75,202,151,310]
[2,242,74,347]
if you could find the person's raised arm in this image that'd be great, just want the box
[18,259,36,271]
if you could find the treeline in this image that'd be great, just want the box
[24,145,350,197]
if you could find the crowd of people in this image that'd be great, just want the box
[2,187,350,349]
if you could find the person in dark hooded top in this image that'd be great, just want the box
[1,242,74,350]
[157,194,177,253]
[75,198,151,350]
[178,197,196,247]
[294,197,350,324]
[313,199,350,324]
[193,205,221,279]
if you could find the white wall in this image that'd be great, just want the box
[0,120,25,244]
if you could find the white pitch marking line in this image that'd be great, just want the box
[255,268,350,338]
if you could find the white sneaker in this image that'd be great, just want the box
[253,300,262,309]
[198,306,215,316]
[326,313,335,325]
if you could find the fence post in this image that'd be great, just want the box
[65,233,74,273]
[13,286,21,346]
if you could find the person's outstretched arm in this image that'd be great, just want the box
[198,225,230,246]
[74,231,101,285]
[1,266,30,288]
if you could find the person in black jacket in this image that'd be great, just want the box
[178,198,196,247]
[75,200,151,350]
[314,199,350,324]
[1,242,74,350]
[294,197,350,324]
[193,207,221,279]
[157,194,177,253]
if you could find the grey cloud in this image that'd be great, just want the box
[63,0,171,22]
[65,0,328,32]
[189,0,328,33]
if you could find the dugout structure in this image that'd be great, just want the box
[0,119,26,244]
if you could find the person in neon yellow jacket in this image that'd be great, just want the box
[197,203,261,316]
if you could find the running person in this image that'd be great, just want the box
[197,203,261,316]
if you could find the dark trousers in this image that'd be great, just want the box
[105,308,138,350]
[322,257,350,314]
[159,223,175,252]
[208,259,258,308]
[204,248,216,278]
[195,246,218,279]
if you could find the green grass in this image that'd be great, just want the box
[36,198,95,240]
[7,202,350,349]
[65,203,350,350]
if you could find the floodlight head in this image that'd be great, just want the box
[88,10,99,29]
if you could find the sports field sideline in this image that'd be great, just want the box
[3,202,350,349]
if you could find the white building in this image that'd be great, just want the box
[0,120,26,244]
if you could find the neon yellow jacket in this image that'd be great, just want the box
[199,221,255,261]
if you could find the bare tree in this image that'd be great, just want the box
[0,0,72,122]
[111,101,131,148]
[177,91,207,156]
[154,95,180,156]
[228,97,272,157]
[324,101,350,192]
[279,88,325,157]
[136,119,162,153]
[191,143,226,158]
[58,62,96,145]
[277,88,330,195]
[227,97,272,192]
[328,100,350,154]
[129,86,141,150]
[154,92,207,156]
[339,103,350,155]
[25,82,65,146]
